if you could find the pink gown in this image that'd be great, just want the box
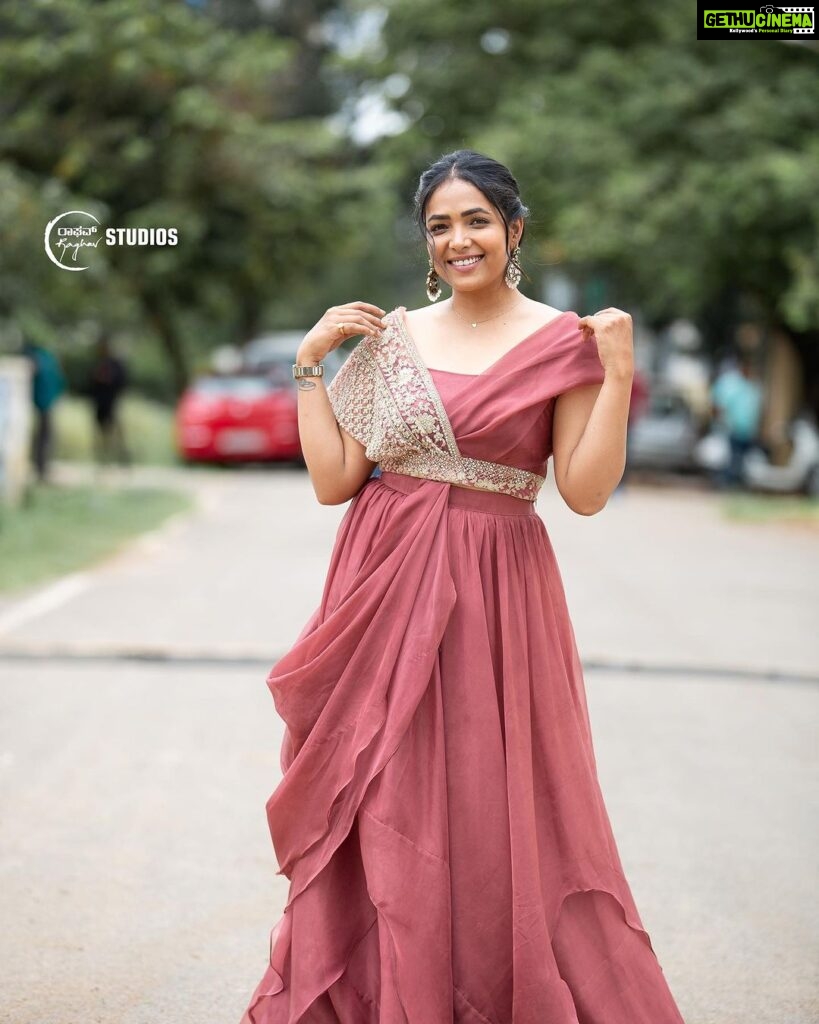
[239,307,686,1024]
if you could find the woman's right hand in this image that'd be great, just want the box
[297,301,388,364]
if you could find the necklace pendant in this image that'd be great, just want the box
[471,322,477,328]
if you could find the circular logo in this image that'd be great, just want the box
[43,210,102,271]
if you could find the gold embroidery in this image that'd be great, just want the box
[326,311,546,502]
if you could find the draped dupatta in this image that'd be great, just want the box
[326,310,553,500]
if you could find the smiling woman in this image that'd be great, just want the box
[240,150,683,1024]
[418,156,530,312]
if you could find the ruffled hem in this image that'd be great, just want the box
[242,881,679,1024]
[239,475,685,1024]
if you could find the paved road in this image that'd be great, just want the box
[1,465,817,1023]
[1,465,815,680]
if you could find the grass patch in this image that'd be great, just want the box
[54,394,179,465]
[0,484,192,594]
[721,493,819,525]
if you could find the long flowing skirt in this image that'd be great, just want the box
[240,471,685,1024]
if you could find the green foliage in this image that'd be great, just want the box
[0,483,191,594]
[359,0,819,334]
[53,394,177,465]
[1,0,815,398]
[721,494,819,523]
[0,0,378,391]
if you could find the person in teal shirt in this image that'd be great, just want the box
[21,341,65,482]
[709,355,764,489]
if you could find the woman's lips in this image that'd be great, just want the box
[447,255,484,273]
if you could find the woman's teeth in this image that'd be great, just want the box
[450,255,483,267]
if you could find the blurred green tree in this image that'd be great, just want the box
[0,0,380,392]
[347,0,818,379]
[2,0,816,400]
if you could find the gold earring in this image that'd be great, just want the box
[426,256,441,303]
[504,245,522,289]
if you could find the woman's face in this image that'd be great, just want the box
[424,177,522,296]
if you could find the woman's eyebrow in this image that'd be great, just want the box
[427,207,492,222]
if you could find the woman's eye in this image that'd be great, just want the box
[430,218,489,232]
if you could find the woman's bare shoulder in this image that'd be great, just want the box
[398,303,450,337]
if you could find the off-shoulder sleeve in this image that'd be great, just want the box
[555,330,605,395]
[325,337,376,448]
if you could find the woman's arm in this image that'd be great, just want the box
[295,356,376,505]
[552,374,632,515]
[294,301,385,504]
[552,308,634,516]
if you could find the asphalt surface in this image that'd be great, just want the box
[1,464,817,1024]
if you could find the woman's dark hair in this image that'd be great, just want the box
[413,149,531,271]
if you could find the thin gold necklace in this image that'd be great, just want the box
[450,295,524,329]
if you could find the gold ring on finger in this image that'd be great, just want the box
[336,322,346,336]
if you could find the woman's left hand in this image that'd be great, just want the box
[576,308,634,381]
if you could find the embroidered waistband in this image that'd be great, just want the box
[377,470,537,516]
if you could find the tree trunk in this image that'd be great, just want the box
[146,302,189,397]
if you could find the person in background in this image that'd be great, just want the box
[87,335,130,466]
[21,340,65,483]
[709,353,764,490]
